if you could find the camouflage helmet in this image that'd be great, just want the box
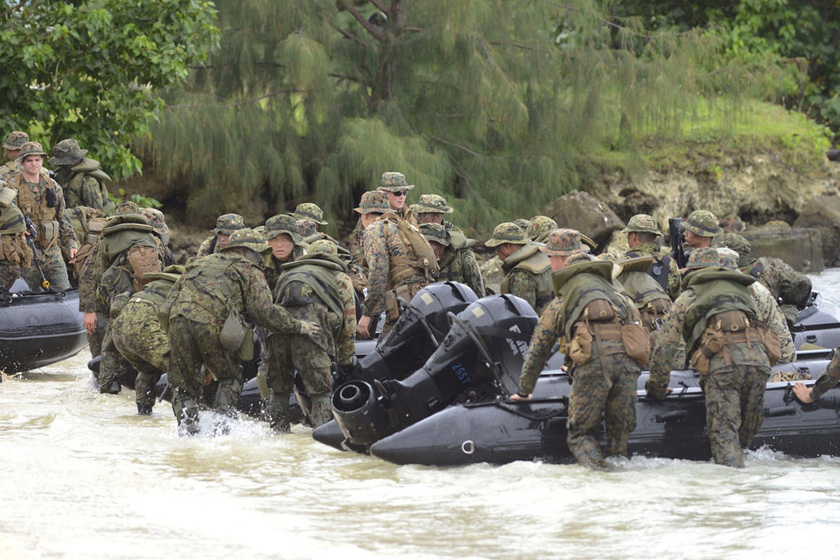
[621,214,662,236]
[540,228,591,257]
[49,138,87,166]
[716,232,757,267]
[717,247,740,269]
[354,190,395,214]
[264,213,302,243]
[293,202,328,225]
[681,210,723,237]
[17,141,46,161]
[140,208,170,244]
[114,201,141,215]
[3,131,29,150]
[295,218,318,238]
[378,171,414,192]
[420,222,450,246]
[413,194,453,214]
[212,213,246,235]
[526,216,558,241]
[683,247,721,270]
[308,239,338,256]
[485,222,528,247]
[222,228,270,254]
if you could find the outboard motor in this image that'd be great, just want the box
[332,294,539,447]
[348,282,478,384]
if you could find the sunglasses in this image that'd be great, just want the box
[392,190,408,197]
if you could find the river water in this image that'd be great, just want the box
[4,272,840,560]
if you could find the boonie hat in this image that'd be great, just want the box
[293,202,328,225]
[212,213,246,235]
[308,239,338,255]
[295,219,318,238]
[681,210,723,237]
[223,228,270,253]
[49,139,87,166]
[17,141,46,161]
[355,190,395,214]
[420,222,450,246]
[717,232,756,268]
[540,228,591,257]
[621,214,662,236]
[717,247,740,269]
[485,222,529,247]
[527,216,558,241]
[378,171,414,192]
[264,214,302,243]
[682,247,722,270]
[3,131,29,150]
[413,194,453,214]
[140,208,169,240]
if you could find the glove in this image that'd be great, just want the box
[299,321,323,340]
[644,378,667,401]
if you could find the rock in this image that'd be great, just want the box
[743,222,824,273]
[543,190,624,251]
[793,195,840,268]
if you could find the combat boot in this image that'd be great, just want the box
[172,392,200,436]
[137,403,153,415]
[267,394,292,433]
[308,393,334,428]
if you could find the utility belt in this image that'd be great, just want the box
[37,220,60,250]
[384,280,427,321]
[639,298,672,332]
[690,310,780,374]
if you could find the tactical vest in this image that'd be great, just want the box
[682,267,758,354]
[275,254,347,330]
[130,275,179,311]
[9,173,60,249]
[553,260,630,340]
[0,189,31,267]
[500,243,554,311]
[626,250,671,292]
[375,214,440,287]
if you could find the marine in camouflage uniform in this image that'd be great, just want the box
[646,247,772,468]
[351,172,418,269]
[526,215,558,243]
[195,213,246,258]
[356,190,436,338]
[265,239,356,431]
[486,222,554,315]
[110,265,184,414]
[513,229,643,469]
[0,182,32,289]
[622,214,681,300]
[50,139,115,216]
[0,131,28,183]
[164,229,320,435]
[420,222,486,297]
[10,142,78,292]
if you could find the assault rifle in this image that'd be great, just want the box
[23,216,51,291]
[668,217,687,270]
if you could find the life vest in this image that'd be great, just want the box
[275,254,347,331]
[0,187,31,268]
[60,158,114,214]
[130,273,181,311]
[553,260,631,339]
[501,243,554,312]
[615,256,672,330]
[96,215,162,308]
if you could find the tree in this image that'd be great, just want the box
[139,0,801,232]
[0,0,219,180]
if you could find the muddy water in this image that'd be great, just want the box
[2,271,840,560]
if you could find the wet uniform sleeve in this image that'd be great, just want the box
[351,218,366,270]
[518,297,563,395]
[505,269,537,311]
[242,264,301,335]
[811,351,840,401]
[648,292,694,397]
[78,240,103,313]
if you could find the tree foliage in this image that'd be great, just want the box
[140,0,803,233]
[0,0,219,180]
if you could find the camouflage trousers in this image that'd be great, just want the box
[20,244,71,292]
[0,261,22,289]
[112,300,169,410]
[700,364,770,468]
[567,346,641,469]
[87,312,107,358]
[168,316,243,423]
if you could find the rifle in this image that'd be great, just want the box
[23,216,51,291]
[668,217,687,270]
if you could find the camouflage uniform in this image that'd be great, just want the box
[805,352,840,401]
[518,230,642,469]
[110,266,183,413]
[50,139,115,216]
[260,214,306,289]
[165,229,306,433]
[0,131,28,183]
[420,222,486,297]
[139,207,174,266]
[195,213,246,258]
[486,222,554,315]
[526,215,558,242]
[265,240,356,431]
[623,214,681,300]
[647,247,771,468]
[0,183,32,288]
[10,142,78,292]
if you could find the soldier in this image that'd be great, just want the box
[293,202,328,229]
[420,222,486,297]
[526,215,558,243]
[110,265,184,414]
[623,213,681,300]
[140,207,174,266]
[511,229,646,470]
[195,213,246,258]
[84,207,166,393]
[163,228,321,435]
[485,222,554,315]
[793,352,840,404]
[351,171,418,269]
[613,255,672,335]
[265,238,356,431]
[717,232,811,330]
[410,194,454,226]
[9,142,78,292]
[49,139,115,216]
[0,131,28,183]
[0,180,32,289]
[681,209,722,251]
[355,190,438,338]
[261,214,306,289]
[646,247,775,468]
